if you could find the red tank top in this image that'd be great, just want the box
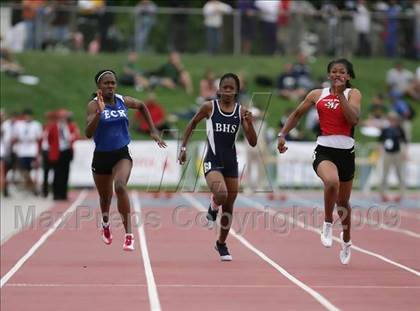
[316,88,353,137]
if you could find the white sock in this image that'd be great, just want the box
[211,195,221,211]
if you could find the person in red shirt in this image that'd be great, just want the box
[277,59,361,265]
[134,93,173,138]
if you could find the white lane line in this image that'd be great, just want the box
[131,191,162,311]
[0,190,88,288]
[397,210,420,221]
[6,283,420,289]
[239,195,420,277]
[284,193,420,242]
[182,193,341,311]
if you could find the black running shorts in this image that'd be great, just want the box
[91,145,132,175]
[312,145,355,182]
[203,151,238,178]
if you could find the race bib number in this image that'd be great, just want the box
[204,161,212,173]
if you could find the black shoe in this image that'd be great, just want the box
[206,204,218,222]
[215,241,232,261]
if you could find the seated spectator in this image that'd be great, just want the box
[389,90,414,141]
[145,51,193,94]
[133,93,174,138]
[0,39,24,77]
[279,108,306,141]
[276,63,307,101]
[406,66,420,101]
[363,93,389,129]
[119,51,150,91]
[198,69,218,104]
[386,62,414,97]
[291,53,314,90]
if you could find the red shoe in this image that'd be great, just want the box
[102,223,112,245]
[123,234,135,251]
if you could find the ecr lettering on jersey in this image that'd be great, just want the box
[103,109,127,119]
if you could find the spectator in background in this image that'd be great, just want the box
[279,108,306,141]
[13,109,42,195]
[378,111,407,202]
[406,66,420,101]
[415,0,420,59]
[134,93,174,138]
[276,63,307,101]
[237,0,257,54]
[389,90,413,142]
[198,69,218,104]
[384,0,401,58]
[0,39,24,77]
[320,0,340,56]
[292,53,314,91]
[167,0,188,52]
[203,0,233,54]
[119,51,150,91]
[1,111,19,197]
[46,109,80,201]
[48,0,72,48]
[386,62,414,96]
[255,0,279,55]
[146,51,193,94]
[135,0,157,53]
[41,110,56,197]
[362,93,389,130]
[0,111,6,196]
[353,0,371,57]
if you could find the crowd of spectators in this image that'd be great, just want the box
[1,0,419,59]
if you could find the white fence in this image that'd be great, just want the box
[69,140,420,190]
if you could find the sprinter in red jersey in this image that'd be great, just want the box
[277,59,361,265]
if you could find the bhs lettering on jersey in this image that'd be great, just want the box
[215,123,237,133]
[104,110,127,119]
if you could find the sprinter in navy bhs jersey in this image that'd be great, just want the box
[85,69,166,251]
[179,73,257,261]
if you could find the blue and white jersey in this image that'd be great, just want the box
[206,99,241,157]
[94,94,131,152]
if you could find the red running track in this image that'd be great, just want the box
[1,190,419,311]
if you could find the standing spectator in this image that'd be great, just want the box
[255,0,279,55]
[379,111,407,202]
[13,109,42,195]
[406,66,420,100]
[40,111,55,197]
[237,0,257,54]
[46,109,79,201]
[384,0,401,58]
[353,0,371,57]
[0,111,6,195]
[415,0,420,59]
[168,0,188,52]
[135,0,157,53]
[48,0,72,47]
[203,0,233,54]
[320,0,340,56]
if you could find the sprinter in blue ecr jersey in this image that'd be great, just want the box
[178,73,257,261]
[85,69,166,251]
